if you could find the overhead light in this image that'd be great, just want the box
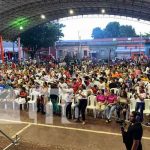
[19,26,23,30]
[101,8,106,14]
[69,9,74,15]
[41,14,46,19]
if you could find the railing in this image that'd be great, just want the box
[0,129,20,150]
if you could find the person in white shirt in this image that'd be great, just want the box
[135,86,146,122]
[60,85,74,119]
[76,84,88,125]
[58,77,68,100]
[99,78,105,90]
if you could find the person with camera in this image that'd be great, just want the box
[121,111,143,150]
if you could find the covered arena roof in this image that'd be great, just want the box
[0,0,150,40]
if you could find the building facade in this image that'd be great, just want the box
[56,37,150,60]
[2,37,150,62]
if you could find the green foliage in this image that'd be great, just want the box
[141,32,150,37]
[91,27,104,38]
[20,23,64,57]
[119,25,136,37]
[64,54,72,65]
[104,22,120,38]
[91,22,137,39]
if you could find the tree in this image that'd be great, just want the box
[20,23,64,58]
[141,32,150,37]
[104,22,120,38]
[119,25,136,37]
[91,27,104,39]
[91,21,137,39]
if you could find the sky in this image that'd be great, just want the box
[59,15,150,40]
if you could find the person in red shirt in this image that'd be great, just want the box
[19,87,28,99]
[12,63,16,69]
[64,70,71,79]
[77,78,82,85]
[92,85,98,95]
[72,78,81,94]
[19,87,28,110]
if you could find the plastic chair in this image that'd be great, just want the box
[110,88,120,96]
[144,99,150,114]
[129,98,136,112]
[27,91,39,111]
[15,98,26,110]
[57,95,65,116]
[86,95,97,118]
[127,92,132,99]
[46,99,53,115]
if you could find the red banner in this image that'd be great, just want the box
[0,35,4,63]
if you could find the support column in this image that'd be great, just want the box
[13,42,15,62]
[0,35,4,63]
[49,47,51,55]
[18,35,21,62]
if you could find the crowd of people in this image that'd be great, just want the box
[0,58,150,125]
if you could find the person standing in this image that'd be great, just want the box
[60,85,74,119]
[121,111,143,150]
[135,86,146,122]
[76,84,88,125]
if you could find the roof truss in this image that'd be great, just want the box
[0,0,150,40]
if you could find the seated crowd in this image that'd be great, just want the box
[0,59,150,125]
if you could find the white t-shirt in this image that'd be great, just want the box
[62,88,74,103]
[145,67,150,74]
[99,82,105,90]
[93,80,100,87]
[136,93,146,102]
[79,90,88,99]
[59,82,68,99]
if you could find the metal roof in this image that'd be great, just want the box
[0,0,150,40]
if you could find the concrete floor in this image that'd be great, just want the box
[0,109,150,150]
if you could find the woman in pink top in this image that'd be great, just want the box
[105,89,118,123]
[96,89,106,103]
[96,90,107,111]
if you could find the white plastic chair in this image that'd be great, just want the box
[28,100,37,111]
[27,91,39,111]
[14,89,20,97]
[144,99,150,115]
[147,85,150,95]
[57,95,65,116]
[86,95,97,118]
[129,98,136,112]
[15,97,26,110]
[46,99,53,115]
[71,94,78,109]
[57,94,62,106]
[127,92,132,99]
[110,88,120,96]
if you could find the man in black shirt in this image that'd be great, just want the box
[121,111,143,150]
[109,79,118,89]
